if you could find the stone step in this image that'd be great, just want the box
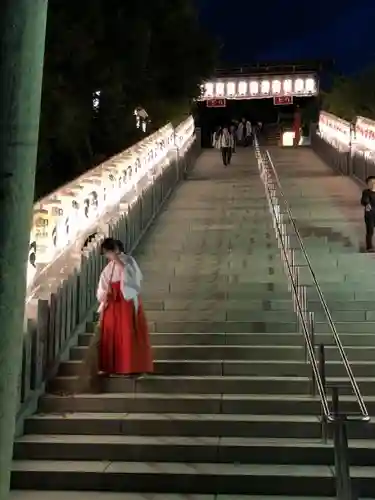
[144,320,375,334]
[38,393,373,416]
[142,290,293,301]
[48,374,375,397]
[145,309,375,322]
[142,298,375,312]
[11,494,371,500]
[141,289,371,301]
[142,283,292,294]
[142,299,295,311]
[141,269,288,278]
[24,412,374,440]
[146,311,298,322]
[69,344,375,363]
[58,359,375,378]
[147,322,298,334]
[10,460,375,496]
[13,435,375,465]
[82,331,375,347]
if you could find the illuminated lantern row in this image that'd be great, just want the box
[26,117,195,288]
[200,75,317,100]
[318,112,375,153]
[355,116,375,152]
[175,116,195,152]
[318,111,351,148]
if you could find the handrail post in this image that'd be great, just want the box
[300,285,307,323]
[308,312,316,397]
[332,387,353,500]
[318,344,328,442]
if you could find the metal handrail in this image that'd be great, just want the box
[260,145,369,422]
[257,150,331,418]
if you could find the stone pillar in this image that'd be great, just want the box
[0,1,48,497]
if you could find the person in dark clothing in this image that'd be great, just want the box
[230,123,237,153]
[360,176,375,251]
[213,126,234,166]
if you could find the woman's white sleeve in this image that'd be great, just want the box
[131,257,143,282]
[96,268,108,303]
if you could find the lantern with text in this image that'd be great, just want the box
[26,116,195,291]
[319,111,351,149]
[355,116,375,152]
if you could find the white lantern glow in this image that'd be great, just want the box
[282,131,295,147]
[238,81,247,96]
[27,118,194,292]
[216,82,225,96]
[261,80,270,94]
[227,81,235,96]
[355,116,375,152]
[250,81,259,95]
[283,79,292,93]
[318,111,351,149]
[272,80,281,94]
[305,78,315,93]
[204,82,214,97]
[295,78,304,93]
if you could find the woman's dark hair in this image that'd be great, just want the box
[100,237,125,254]
[116,239,125,253]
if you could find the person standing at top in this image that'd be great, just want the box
[361,176,375,252]
[213,125,234,166]
[293,107,301,147]
[237,117,252,147]
[97,238,154,377]
[230,123,237,153]
[212,126,222,148]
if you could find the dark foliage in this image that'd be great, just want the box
[322,66,375,122]
[35,0,217,200]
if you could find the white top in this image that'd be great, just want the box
[213,131,234,149]
[237,121,252,139]
[96,253,143,312]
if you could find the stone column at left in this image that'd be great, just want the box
[0,1,48,497]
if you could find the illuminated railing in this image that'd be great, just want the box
[318,111,352,151]
[355,115,375,152]
[27,117,195,289]
[18,116,200,428]
[318,111,375,154]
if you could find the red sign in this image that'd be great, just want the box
[274,95,293,105]
[206,98,226,108]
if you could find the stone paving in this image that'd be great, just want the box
[11,148,375,498]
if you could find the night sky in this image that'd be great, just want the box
[198,0,375,72]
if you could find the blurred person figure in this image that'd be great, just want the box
[237,117,252,146]
[361,176,375,252]
[214,125,234,166]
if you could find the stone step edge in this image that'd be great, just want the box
[61,359,375,365]
[10,459,375,477]
[11,494,369,500]
[14,435,375,448]
[50,374,375,383]
[38,392,375,403]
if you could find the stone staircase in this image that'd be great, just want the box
[262,124,280,146]
[11,151,375,498]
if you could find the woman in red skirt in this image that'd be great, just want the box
[96,238,153,377]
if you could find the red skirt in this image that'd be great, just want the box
[99,282,154,375]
